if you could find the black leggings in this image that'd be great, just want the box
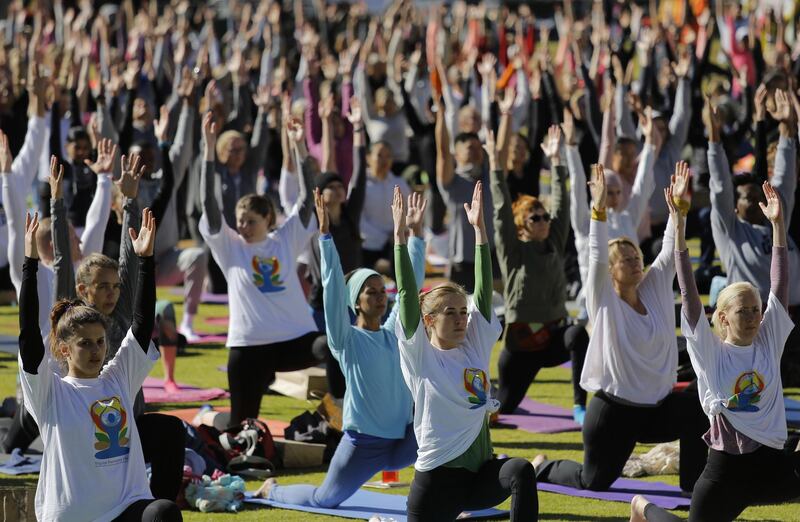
[137,414,186,501]
[113,499,182,521]
[406,457,538,521]
[643,446,800,522]
[3,408,184,501]
[227,332,330,425]
[497,322,589,412]
[536,390,709,492]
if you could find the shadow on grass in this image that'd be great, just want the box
[494,440,584,452]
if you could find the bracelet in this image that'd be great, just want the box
[591,207,607,222]
[673,197,690,216]
[353,126,365,132]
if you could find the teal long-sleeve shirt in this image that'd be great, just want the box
[320,234,426,439]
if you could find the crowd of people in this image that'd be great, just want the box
[3,0,800,520]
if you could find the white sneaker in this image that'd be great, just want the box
[178,325,201,342]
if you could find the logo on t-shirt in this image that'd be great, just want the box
[251,256,285,293]
[727,370,765,412]
[90,396,131,460]
[464,368,489,409]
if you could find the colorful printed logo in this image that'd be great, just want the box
[464,368,489,409]
[251,256,285,293]
[727,371,765,412]
[90,397,130,459]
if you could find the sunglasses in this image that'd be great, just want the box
[528,213,551,223]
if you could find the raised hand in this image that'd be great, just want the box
[84,138,117,174]
[48,156,64,200]
[540,125,562,161]
[346,96,363,125]
[759,182,783,224]
[589,164,607,211]
[24,212,39,259]
[118,154,145,199]
[754,84,768,122]
[561,109,577,146]
[314,188,329,235]
[204,79,222,106]
[130,207,157,257]
[319,92,335,120]
[176,66,196,100]
[498,85,515,114]
[286,117,305,144]
[477,53,497,79]
[768,89,794,122]
[202,111,217,159]
[663,183,685,249]
[464,180,485,230]
[154,106,170,143]
[405,191,428,238]
[123,59,141,90]
[672,161,691,200]
[704,97,722,143]
[672,49,691,78]
[482,128,499,172]
[0,131,12,173]
[252,84,272,109]
[391,185,407,244]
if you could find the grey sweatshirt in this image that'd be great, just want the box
[708,137,800,304]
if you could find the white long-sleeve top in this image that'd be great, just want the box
[567,143,656,291]
[580,217,678,405]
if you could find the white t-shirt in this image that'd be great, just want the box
[681,293,794,449]
[396,300,502,471]
[199,211,317,346]
[580,218,678,404]
[20,330,158,522]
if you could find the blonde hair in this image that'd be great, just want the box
[216,130,245,162]
[76,253,119,289]
[608,236,643,267]
[712,282,761,339]
[419,282,468,318]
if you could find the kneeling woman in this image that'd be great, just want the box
[534,164,708,493]
[395,184,538,521]
[18,210,182,521]
[255,189,427,507]
[631,184,800,520]
[199,113,328,426]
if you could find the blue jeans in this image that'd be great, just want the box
[269,424,417,508]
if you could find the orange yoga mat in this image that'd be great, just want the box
[160,406,288,439]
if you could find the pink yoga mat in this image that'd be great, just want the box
[187,333,228,344]
[142,377,229,403]
[496,397,580,434]
[537,477,691,510]
[205,317,229,326]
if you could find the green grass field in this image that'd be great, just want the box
[0,287,798,521]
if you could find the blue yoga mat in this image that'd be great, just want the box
[244,489,509,521]
[786,397,800,427]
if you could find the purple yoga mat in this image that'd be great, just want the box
[496,397,580,434]
[142,377,229,403]
[537,478,691,510]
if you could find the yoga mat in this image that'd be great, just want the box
[142,377,229,403]
[188,333,228,344]
[159,406,288,438]
[205,316,229,326]
[537,477,691,509]
[786,397,800,427]
[0,449,41,475]
[169,288,229,304]
[496,397,580,434]
[0,334,18,354]
[244,489,508,521]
